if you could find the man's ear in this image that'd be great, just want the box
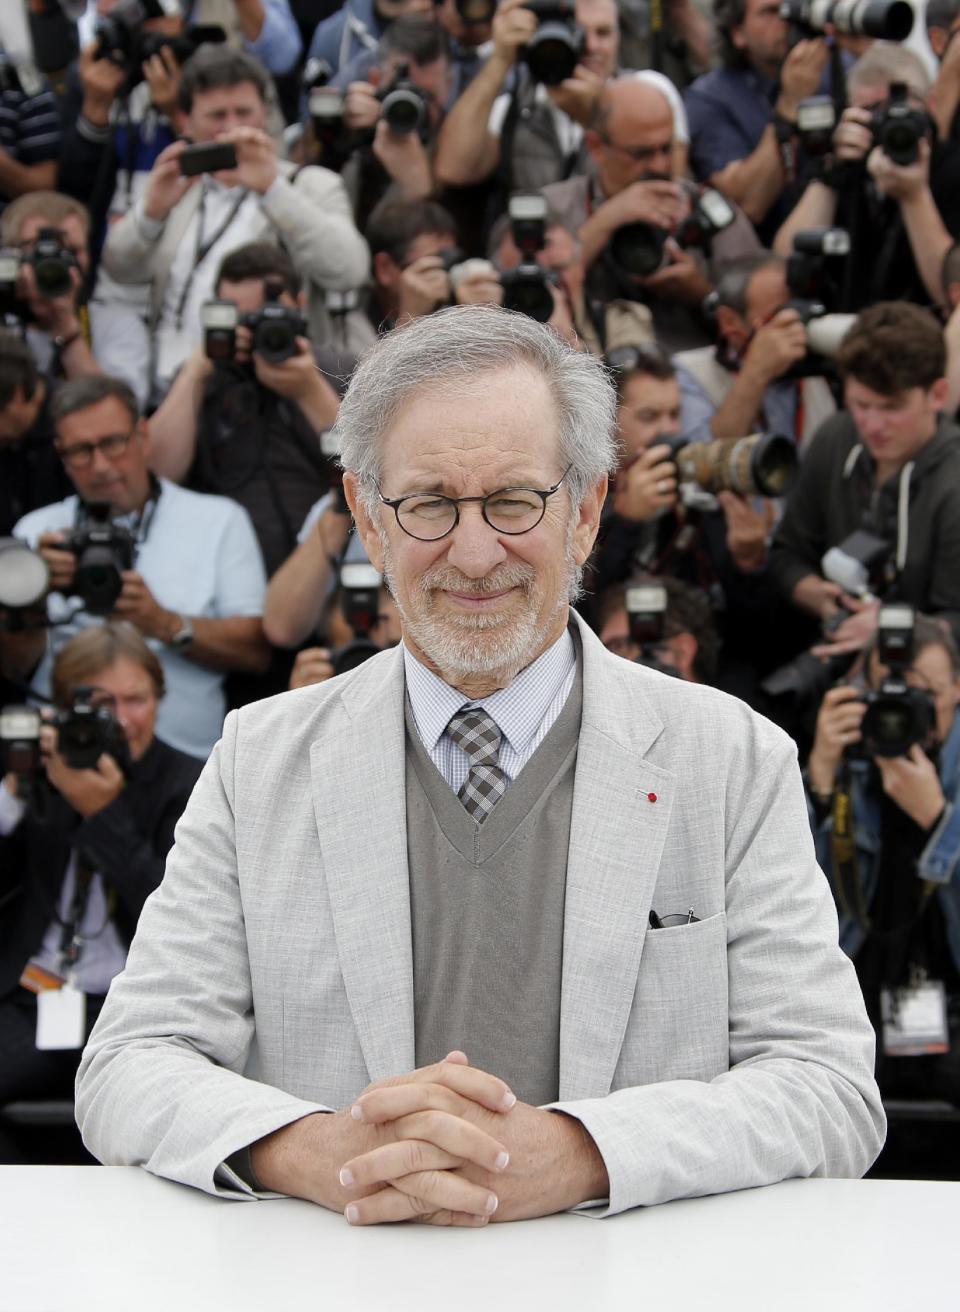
[929,25,948,57]
[343,472,385,571]
[716,304,747,350]
[930,376,950,412]
[374,250,398,288]
[572,475,607,565]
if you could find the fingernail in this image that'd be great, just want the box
[339,1167,354,1187]
[350,1105,364,1121]
[469,1214,488,1226]
[494,1151,510,1171]
[484,1194,499,1214]
[345,1204,359,1224]
[501,1091,516,1109]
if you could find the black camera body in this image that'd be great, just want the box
[378,63,429,137]
[67,504,136,615]
[95,0,224,83]
[241,301,306,365]
[857,605,936,758]
[500,194,555,322]
[56,688,130,772]
[608,187,735,281]
[521,0,585,86]
[25,226,76,301]
[0,705,42,778]
[625,580,682,678]
[871,82,930,167]
[331,563,384,675]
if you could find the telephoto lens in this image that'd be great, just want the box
[668,432,799,499]
[779,0,913,40]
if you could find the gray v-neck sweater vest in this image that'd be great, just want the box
[403,659,583,1107]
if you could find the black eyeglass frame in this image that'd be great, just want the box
[376,463,574,542]
[54,429,137,470]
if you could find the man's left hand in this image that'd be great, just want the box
[811,597,880,657]
[717,492,776,573]
[547,64,604,126]
[867,136,931,203]
[641,239,712,307]
[41,726,125,819]
[112,571,176,642]
[875,744,946,831]
[17,262,82,338]
[216,126,278,194]
[340,1078,607,1224]
[371,121,432,198]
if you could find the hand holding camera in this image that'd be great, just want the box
[40,720,126,820]
[15,235,83,340]
[492,0,540,68]
[612,445,678,522]
[211,127,278,195]
[450,261,504,307]
[37,531,79,596]
[398,253,452,320]
[808,682,868,792]
[251,335,319,401]
[867,133,930,202]
[717,492,776,574]
[288,646,336,690]
[875,745,946,830]
[344,80,383,133]
[777,38,830,119]
[546,63,604,127]
[811,595,880,657]
[79,39,128,126]
[743,306,810,384]
[112,570,175,642]
[143,139,199,222]
[639,238,713,307]
[142,41,181,119]
[832,105,874,163]
[605,180,689,237]
[371,118,432,197]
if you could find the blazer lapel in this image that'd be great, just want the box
[310,647,416,1082]
[558,615,676,1100]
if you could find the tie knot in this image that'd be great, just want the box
[446,707,502,768]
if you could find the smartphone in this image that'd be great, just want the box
[180,141,238,177]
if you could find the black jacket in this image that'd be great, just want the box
[0,736,202,998]
[770,413,960,642]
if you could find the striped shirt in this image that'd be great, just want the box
[403,627,577,794]
[0,77,61,197]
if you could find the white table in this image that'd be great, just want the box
[1,1169,958,1312]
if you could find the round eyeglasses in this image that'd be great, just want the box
[377,464,573,542]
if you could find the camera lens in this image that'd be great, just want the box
[608,223,668,279]
[33,257,72,299]
[381,89,424,135]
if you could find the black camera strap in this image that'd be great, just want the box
[829,765,870,931]
[175,181,251,331]
[74,474,162,550]
[56,851,115,973]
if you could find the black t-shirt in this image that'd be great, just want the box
[0,393,72,538]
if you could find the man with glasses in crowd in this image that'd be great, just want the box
[5,375,270,761]
[77,305,882,1223]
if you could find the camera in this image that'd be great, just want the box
[500,194,555,323]
[784,228,855,369]
[607,186,736,281]
[378,62,429,137]
[201,299,238,362]
[661,431,799,499]
[858,604,936,758]
[202,282,305,366]
[0,705,42,777]
[95,0,224,83]
[871,81,930,168]
[0,538,49,619]
[331,562,385,675]
[25,227,76,301]
[521,0,585,86]
[55,688,130,772]
[67,504,137,615]
[797,95,836,161]
[625,579,683,678]
[779,0,913,41]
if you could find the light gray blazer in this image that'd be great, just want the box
[75,613,885,1213]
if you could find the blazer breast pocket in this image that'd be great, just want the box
[612,910,730,1090]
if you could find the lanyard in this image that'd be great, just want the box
[175,181,250,331]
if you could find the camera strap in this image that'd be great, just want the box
[75,475,162,549]
[55,852,114,972]
[175,182,250,331]
[829,766,870,932]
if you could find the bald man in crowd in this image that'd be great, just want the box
[544,77,761,352]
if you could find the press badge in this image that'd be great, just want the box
[881,980,949,1057]
[36,984,86,1050]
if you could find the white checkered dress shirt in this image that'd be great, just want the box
[403,628,577,794]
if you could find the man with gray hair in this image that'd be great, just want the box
[76,305,884,1224]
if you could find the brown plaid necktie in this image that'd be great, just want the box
[446,707,507,822]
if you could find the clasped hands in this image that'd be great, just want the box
[251,1050,606,1227]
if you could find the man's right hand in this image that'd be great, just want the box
[37,532,77,595]
[398,254,451,321]
[601,180,688,234]
[832,106,874,164]
[612,444,678,521]
[143,139,197,223]
[79,43,127,126]
[742,306,808,384]
[776,38,829,119]
[249,1053,515,1224]
[808,684,867,794]
[492,0,539,67]
[288,647,335,689]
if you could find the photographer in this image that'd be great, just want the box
[684,0,831,240]
[773,43,960,310]
[287,576,402,688]
[0,333,71,537]
[0,622,201,1162]
[149,242,342,576]
[7,374,269,761]
[805,614,960,1102]
[101,45,369,398]
[587,344,792,701]
[674,254,836,447]
[594,575,719,684]
[488,207,581,346]
[434,0,689,193]
[339,17,453,225]
[547,76,760,354]
[770,302,960,662]
[306,0,433,83]
[0,192,103,383]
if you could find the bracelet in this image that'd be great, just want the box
[53,330,81,351]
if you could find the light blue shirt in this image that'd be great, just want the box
[15,478,267,761]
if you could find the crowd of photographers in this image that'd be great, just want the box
[1,0,960,1163]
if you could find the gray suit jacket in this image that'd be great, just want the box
[75,613,885,1213]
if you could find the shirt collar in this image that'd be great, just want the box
[403,626,576,755]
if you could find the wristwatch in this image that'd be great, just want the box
[168,615,194,651]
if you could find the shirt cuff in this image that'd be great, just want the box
[134,198,165,242]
